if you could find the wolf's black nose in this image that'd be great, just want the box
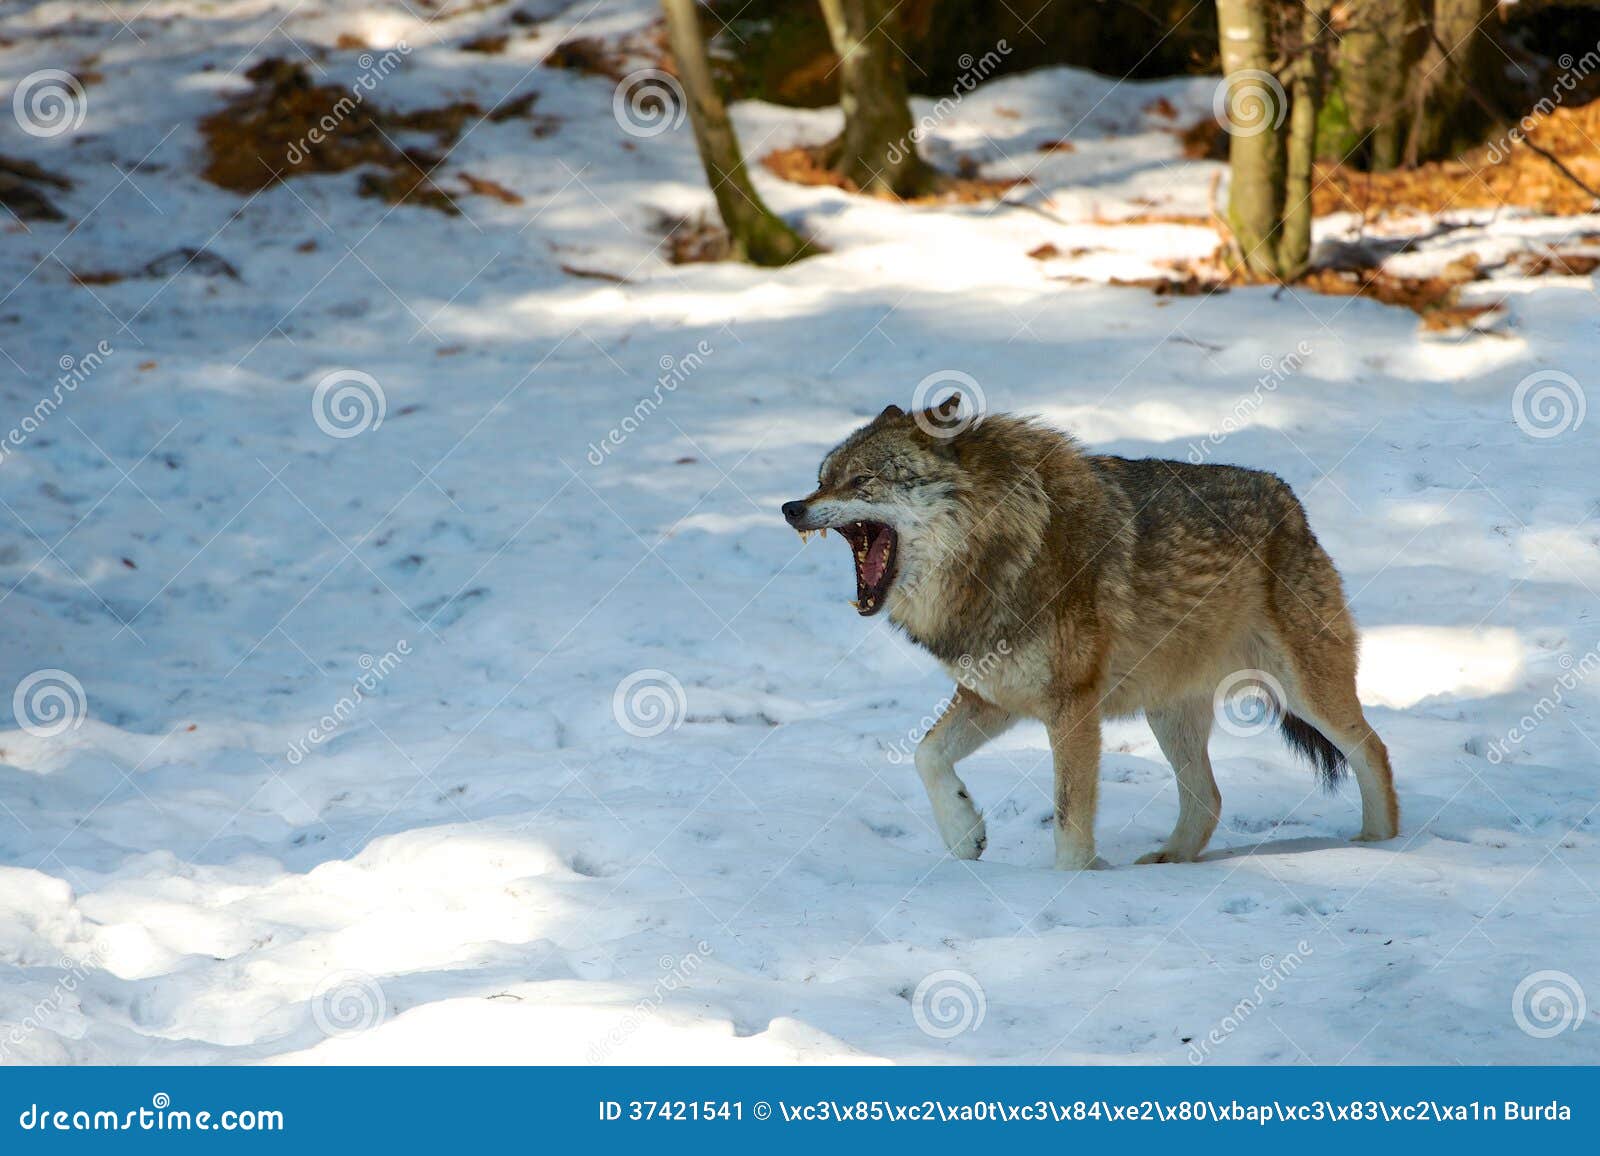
[781,500,807,524]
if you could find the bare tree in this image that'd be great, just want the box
[660,0,813,266]
[1335,0,1420,170]
[1217,0,1288,277]
[1409,0,1500,163]
[816,0,934,196]
[1216,0,1327,279]
[1279,0,1330,276]
[1328,0,1507,170]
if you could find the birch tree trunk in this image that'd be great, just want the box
[660,0,813,266]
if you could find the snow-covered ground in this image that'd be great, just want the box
[2,0,1599,1065]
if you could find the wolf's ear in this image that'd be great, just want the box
[877,403,905,421]
[931,391,961,421]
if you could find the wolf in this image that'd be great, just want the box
[781,396,1398,869]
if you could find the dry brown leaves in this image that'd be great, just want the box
[1314,99,1600,218]
[653,213,733,265]
[760,145,1017,204]
[198,60,543,214]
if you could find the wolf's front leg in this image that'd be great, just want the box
[913,686,1014,860]
[1048,696,1107,870]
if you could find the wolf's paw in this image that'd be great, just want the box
[932,792,985,860]
[1054,850,1110,871]
[1350,829,1395,844]
[1135,848,1197,865]
[947,826,987,861]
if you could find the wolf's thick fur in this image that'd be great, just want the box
[784,401,1399,869]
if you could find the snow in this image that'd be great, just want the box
[2,0,1598,1065]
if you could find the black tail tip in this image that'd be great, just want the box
[1279,712,1347,791]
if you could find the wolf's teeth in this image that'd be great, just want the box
[848,599,859,609]
[800,530,812,543]
[820,527,827,538]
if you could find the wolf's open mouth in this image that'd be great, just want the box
[836,521,897,615]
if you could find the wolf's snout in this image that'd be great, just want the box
[781,500,808,525]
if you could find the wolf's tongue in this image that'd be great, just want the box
[861,526,892,585]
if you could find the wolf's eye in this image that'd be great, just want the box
[850,474,871,489]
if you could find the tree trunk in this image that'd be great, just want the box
[1278,0,1327,277]
[1409,0,1500,163]
[1217,0,1288,277]
[816,0,934,196]
[1334,0,1422,170]
[660,0,813,266]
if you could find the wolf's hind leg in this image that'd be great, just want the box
[1280,661,1398,841]
[914,686,1014,860]
[1267,604,1400,842]
[1136,698,1220,864]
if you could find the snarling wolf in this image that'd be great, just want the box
[781,397,1399,869]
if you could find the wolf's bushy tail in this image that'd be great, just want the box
[1279,712,1348,791]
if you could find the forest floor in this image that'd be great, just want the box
[2,0,1598,1063]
